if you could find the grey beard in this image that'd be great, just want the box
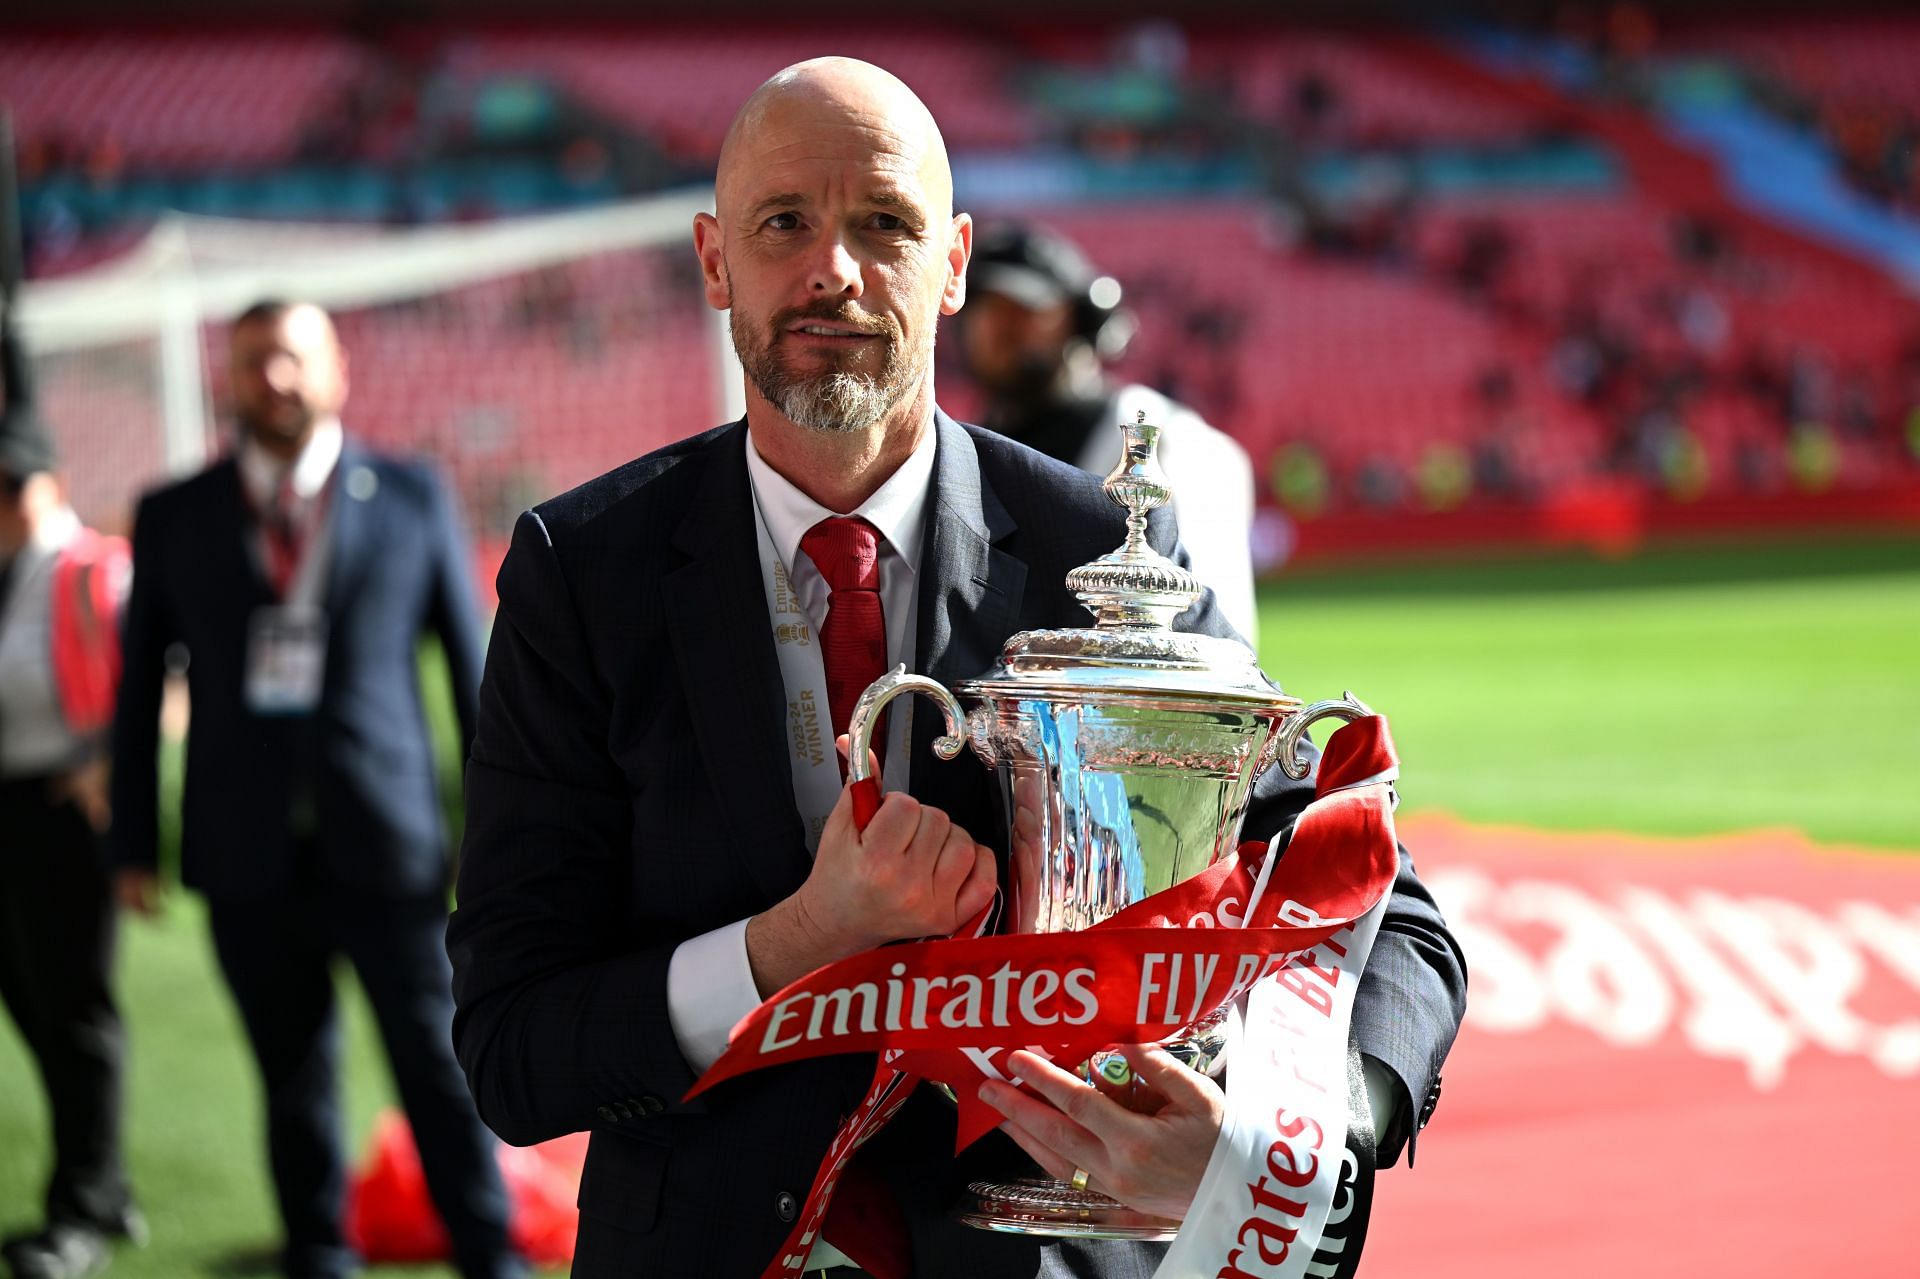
[732,308,923,434]
[770,371,898,433]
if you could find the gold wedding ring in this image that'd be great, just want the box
[1069,1167,1091,1193]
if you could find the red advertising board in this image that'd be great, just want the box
[1365,815,1920,1278]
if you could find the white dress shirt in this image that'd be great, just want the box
[665,424,938,1075]
[239,416,342,515]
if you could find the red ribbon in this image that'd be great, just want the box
[700,716,1402,1278]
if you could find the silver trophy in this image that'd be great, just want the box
[847,412,1369,1239]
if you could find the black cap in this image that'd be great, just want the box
[0,312,55,481]
[970,222,1117,311]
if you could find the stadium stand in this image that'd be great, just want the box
[1184,30,1553,146]
[0,33,359,170]
[1670,15,1920,120]
[457,29,1036,158]
[8,18,1919,551]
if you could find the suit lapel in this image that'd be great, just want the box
[910,414,1025,832]
[213,458,277,607]
[323,440,377,614]
[662,423,810,903]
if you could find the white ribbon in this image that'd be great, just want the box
[753,507,839,852]
[1157,892,1386,1279]
[1156,768,1396,1279]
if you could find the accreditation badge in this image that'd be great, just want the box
[245,605,329,715]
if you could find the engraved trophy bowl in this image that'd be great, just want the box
[847,412,1370,1239]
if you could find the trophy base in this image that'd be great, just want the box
[957,1178,1180,1240]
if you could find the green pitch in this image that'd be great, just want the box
[1258,534,1919,852]
[3,534,1915,1277]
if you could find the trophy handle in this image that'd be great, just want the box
[1275,690,1375,781]
[846,666,968,830]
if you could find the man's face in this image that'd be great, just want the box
[697,86,969,433]
[229,306,348,450]
[960,291,1076,400]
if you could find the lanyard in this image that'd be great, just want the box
[751,493,910,853]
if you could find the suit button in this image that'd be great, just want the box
[596,1105,619,1124]
[775,1190,798,1223]
[639,1094,665,1115]
[1419,1077,1442,1129]
[614,1101,636,1121]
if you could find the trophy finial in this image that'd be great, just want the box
[1064,413,1202,629]
[1105,410,1174,537]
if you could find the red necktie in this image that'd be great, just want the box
[264,476,302,598]
[800,519,909,1274]
[800,516,888,777]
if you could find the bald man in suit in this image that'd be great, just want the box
[448,59,1464,1278]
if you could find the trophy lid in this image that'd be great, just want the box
[957,413,1295,712]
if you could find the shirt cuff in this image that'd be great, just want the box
[1361,1053,1406,1156]
[666,918,761,1074]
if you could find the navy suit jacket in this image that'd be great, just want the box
[447,414,1465,1278]
[111,440,485,901]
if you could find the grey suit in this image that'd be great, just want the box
[447,413,1465,1277]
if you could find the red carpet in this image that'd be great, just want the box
[1365,814,1920,1277]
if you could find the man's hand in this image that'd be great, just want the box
[979,1045,1226,1221]
[805,778,997,948]
[51,758,112,833]
[114,868,163,918]
[746,769,996,998]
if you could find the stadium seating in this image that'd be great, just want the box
[1668,15,1920,117]
[1022,175,1916,505]
[13,21,1920,529]
[999,201,1577,487]
[457,30,1035,158]
[1182,30,1551,145]
[313,255,716,543]
[0,34,359,169]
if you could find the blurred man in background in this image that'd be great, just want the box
[960,223,1260,642]
[0,309,139,1279]
[109,301,521,1279]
